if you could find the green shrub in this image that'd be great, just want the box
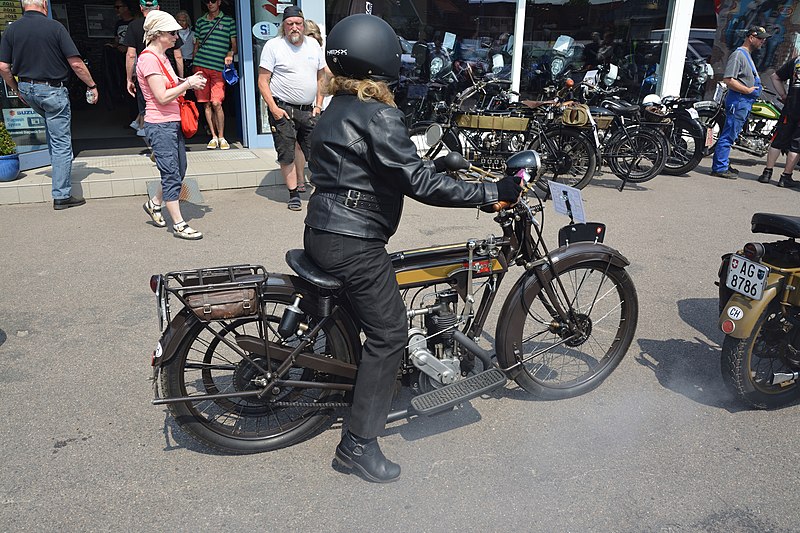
[0,122,16,156]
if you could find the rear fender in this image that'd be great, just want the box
[672,112,705,138]
[152,272,361,368]
[495,242,630,374]
[719,272,784,339]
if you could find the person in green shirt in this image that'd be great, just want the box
[193,0,237,150]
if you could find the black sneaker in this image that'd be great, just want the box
[710,169,738,180]
[728,166,740,175]
[758,168,773,184]
[778,173,800,188]
[53,196,86,210]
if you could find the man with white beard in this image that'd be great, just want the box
[258,6,326,211]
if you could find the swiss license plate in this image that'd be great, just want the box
[726,254,769,300]
[705,126,715,147]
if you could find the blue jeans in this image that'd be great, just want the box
[712,96,752,172]
[144,121,186,202]
[18,82,73,199]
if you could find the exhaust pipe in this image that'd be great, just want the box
[769,371,800,386]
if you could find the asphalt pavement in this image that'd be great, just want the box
[1,152,798,532]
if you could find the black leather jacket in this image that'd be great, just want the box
[305,93,499,242]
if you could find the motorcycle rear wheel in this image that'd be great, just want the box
[694,104,723,156]
[511,261,638,399]
[721,304,800,409]
[663,118,705,175]
[605,126,667,183]
[161,294,354,454]
[528,128,597,192]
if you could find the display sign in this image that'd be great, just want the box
[0,0,22,33]
[85,5,117,38]
[2,108,45,135]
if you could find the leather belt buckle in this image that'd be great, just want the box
[343,189,362,208]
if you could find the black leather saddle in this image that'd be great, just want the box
[751,213,800,239]
[285,249,344,291]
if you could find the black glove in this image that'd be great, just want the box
[434,157,448,173]
[496,175,523,203]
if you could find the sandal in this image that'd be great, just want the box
[143,199,166,227]
[287,196,302,211]
[173,221,203,240]
[296,182,307,193]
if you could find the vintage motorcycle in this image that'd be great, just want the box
[694,82,782,156]
[149,152,639,453]
[718,213,800,409]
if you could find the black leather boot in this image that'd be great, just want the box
[758,168,772,183]
[778,173,800,188]
[333,431,401,483]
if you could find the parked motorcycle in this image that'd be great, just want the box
[694,82,782,156]
[149,152,639,453]
[642,94,708,175]
[718,213,800,409]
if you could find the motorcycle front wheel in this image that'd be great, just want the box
[663,117,705,175]
[528,127,597,192]
[510,261,639,399]
[605,125,667,183]
[721,304,800,409]
[161,294,354,454]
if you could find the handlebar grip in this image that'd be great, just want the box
[490,200,515,212]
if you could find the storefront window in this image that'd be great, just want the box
[250,1,298,135]
[0,4,48,156]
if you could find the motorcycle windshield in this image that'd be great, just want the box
[552,35,575,54]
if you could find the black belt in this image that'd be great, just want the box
[19,78,65,87]
[274,98,314,112]
[318,190,385,212]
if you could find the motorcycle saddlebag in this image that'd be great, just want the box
[185,287,258,321]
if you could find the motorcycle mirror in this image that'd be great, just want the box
[425,123,444,146]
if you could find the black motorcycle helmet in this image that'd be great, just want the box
[325,14,402,82]
[505,150,542,181]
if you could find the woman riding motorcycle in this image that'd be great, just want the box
[304,14,522,483]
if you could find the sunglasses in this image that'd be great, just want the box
[165,30,178,36]
[205,0,219,4]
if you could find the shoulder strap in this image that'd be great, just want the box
[737,47,758,77]
[198,15,223,50]
[140,49,176,86]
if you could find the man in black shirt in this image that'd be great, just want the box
[757,57,800,188]
[0,0,99,209]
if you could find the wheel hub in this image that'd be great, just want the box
[233,357,273,394]
[565,313,592,347]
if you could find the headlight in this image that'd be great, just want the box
[430,57,443,76]
[551,58,564,76]
[698,71,708,84]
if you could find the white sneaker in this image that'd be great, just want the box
[218,137,230,150]
[206,137,219,150]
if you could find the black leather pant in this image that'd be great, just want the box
[304,226,407,439]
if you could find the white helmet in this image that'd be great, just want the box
[642,93,662,106]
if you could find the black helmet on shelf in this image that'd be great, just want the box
[505,150,542,180]
[325,14,402,82]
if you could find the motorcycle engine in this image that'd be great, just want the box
[408,289,463,392]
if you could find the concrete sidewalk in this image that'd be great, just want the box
[0,147,284,205]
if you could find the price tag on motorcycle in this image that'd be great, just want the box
[726,254,769,300]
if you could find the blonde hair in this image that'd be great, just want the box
[304,19,323,47]
[326,76,396,107]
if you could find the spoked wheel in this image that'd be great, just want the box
[529,128,597,192]
[663,118,705,175]
[606,126,667,183]
[721,304,800,409]
[509,261,638,399]
[161,294,354,454]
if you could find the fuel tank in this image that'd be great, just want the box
[390,242,508,289]
[750,100,781,120]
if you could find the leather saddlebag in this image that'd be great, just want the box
[185,288,258,320]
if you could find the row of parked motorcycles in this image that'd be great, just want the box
[143,37,798,457]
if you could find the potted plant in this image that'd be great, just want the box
[0,121,19,182]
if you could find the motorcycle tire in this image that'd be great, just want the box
[504,261,638,399]
[606,125,667,183]
[663,117,705,175]
[721,303,800,409]
[527,127,597,192]
[694,103,723,156]
[161,293,355,454]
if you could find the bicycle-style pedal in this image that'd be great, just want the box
[410,368,507,417]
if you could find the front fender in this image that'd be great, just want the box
[719,272,784,339]
[495,242,631,373]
